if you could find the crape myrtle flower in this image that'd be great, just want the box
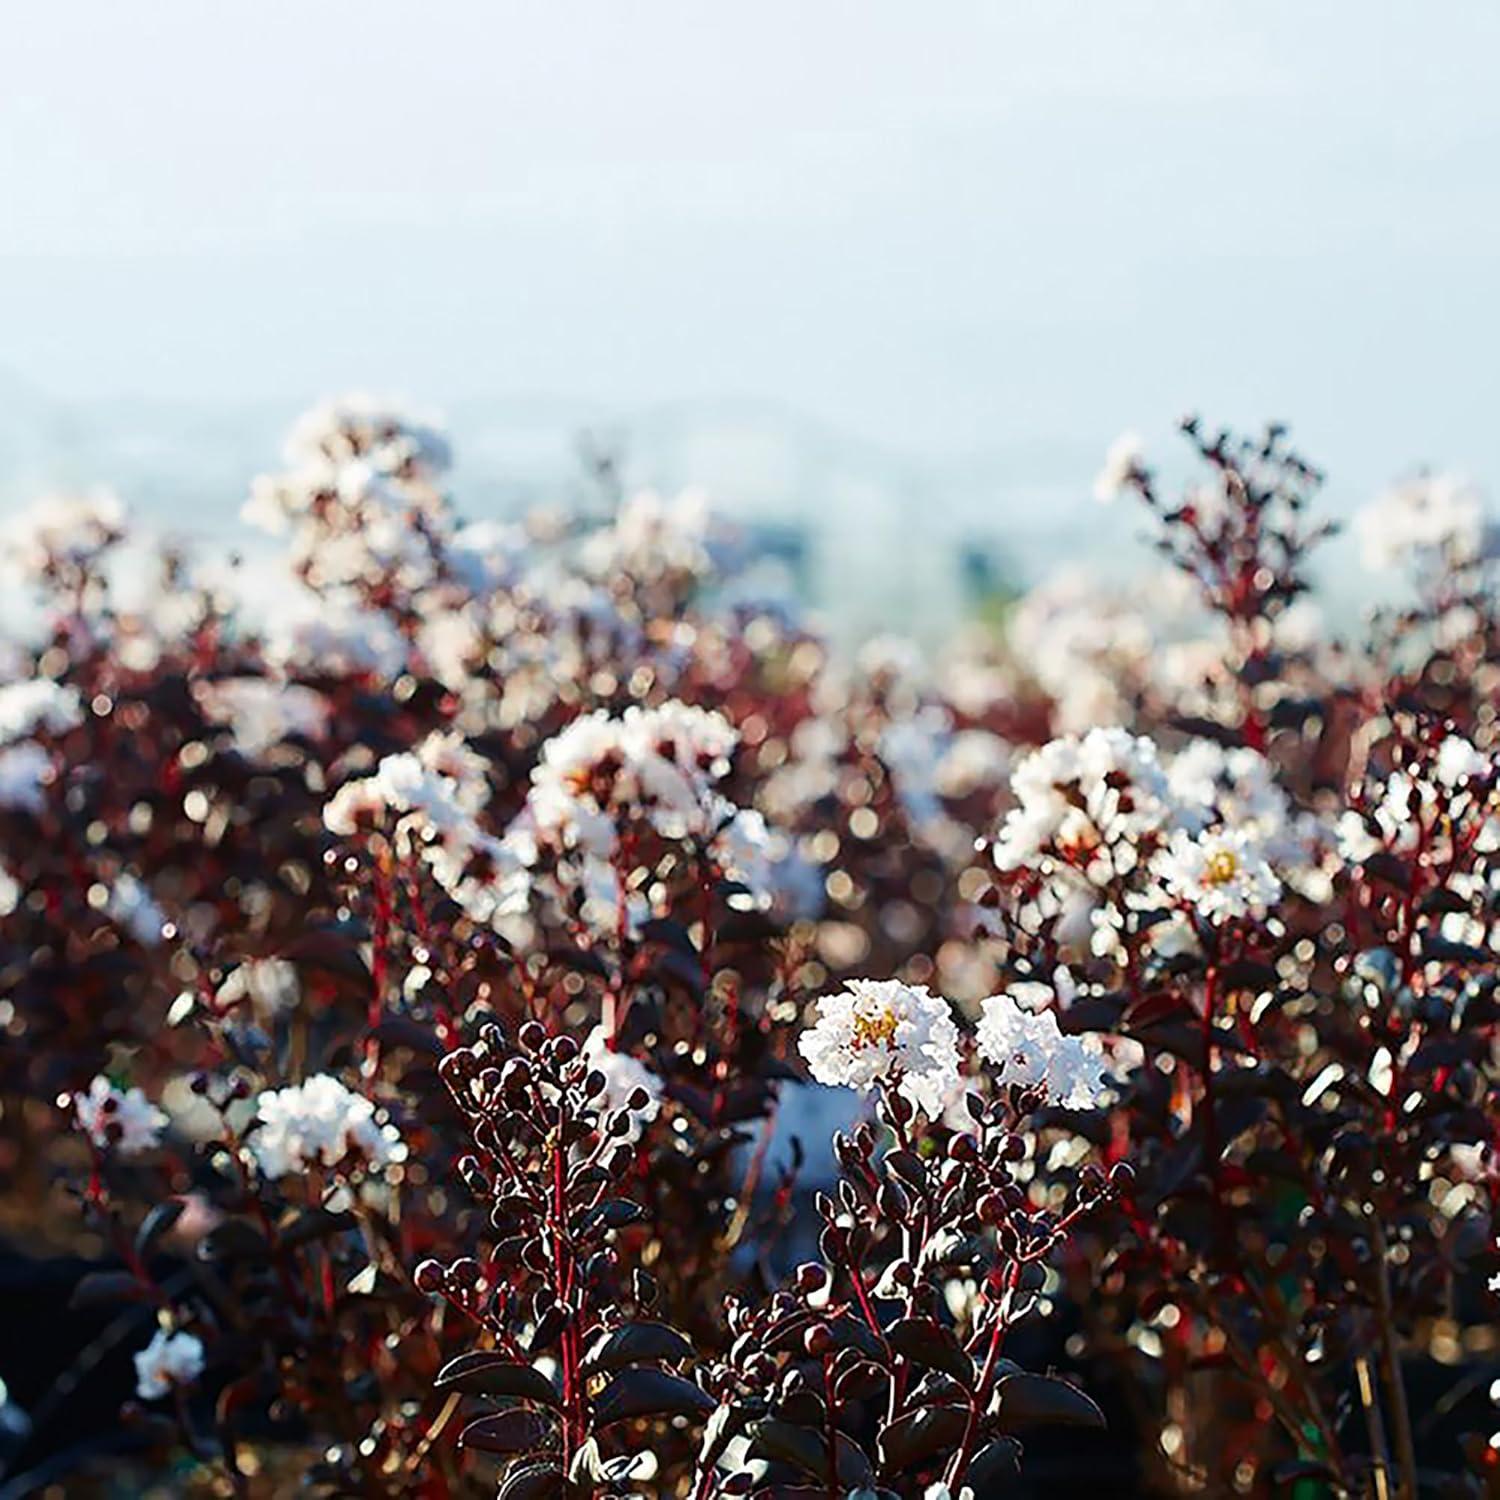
[74,1074,168,1157]
[133,1327,205,1403]
[580,486,715,581]
[192,677,331,759]
[1337,735,1494,866]
[0,678,84,743]
[975,991,1109,1109]
[519,700,739,857]
[1354,473,1487,571]
[323,744,531,925]
[9,489,126,576]
[993,727,1178,881]
[250,1074,404,1180]
[799,977,962,1118]
[580,1024,663,1141]
[0,740,53,811]
[1155,826,1282,923]
[1092,429,1146,503]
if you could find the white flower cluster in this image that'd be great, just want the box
[874,706,1011,859]
[581,488,715,582]
[1155,827,1281,923]
[522,701,738,858]
[243,396,457,601]
[799,978,962,1117]
[992,729,1305,942]
[324,731,531,927]
[262,597,410,681]
[581,1024,663,1141]
[800,977,1109,1116]
[994,727,1178,881]
[1167,739,1323,875]
[1092,430,1146,504]
[323,704,801,937]
[9,490,126,576]
[0,679,84,743]
[975,990,1109,1108]
[193,677,331,759]
[250,1073,404,1180]
[0,679,80,813]
[1008,566,1221,734]
[1355,474,1489,572]
[74,1074,168,1157]
[1337,733,1495,864]
[133,1327,204,1402]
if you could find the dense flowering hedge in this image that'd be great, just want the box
[0,402,1497,1497]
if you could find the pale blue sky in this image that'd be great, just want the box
[2,1,1498,513]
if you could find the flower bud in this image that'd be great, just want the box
[802,1323,834,1358]
[947,1132,979,1163]
[792,1262,828,1295]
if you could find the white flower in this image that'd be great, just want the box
[1167,739,1323,872]
[994,727,1177,880]
[250,1074,403,1180]
[524,710,629,857]
[284,394,451,479]
[106,874,166,946]
[10,490,126,573]
[521,702,739,857]
[1093,430,1145,503]
[214,958,300,1017]
[581,488,713,580]
[1156,827,1281,922]
[0,679,83,743]
[581,1025,662,1140]
[976,993,1108,1109]
[798,979,961,1117]
[133,1328,204,1402]
[74,1075,167,1156]
[194,678,330,759]
[324,752,452,836]
[416,730,492,813]
[263,597,409,679]
[0,864,18,916]
[1434,734,1488,789]
[1006,965,1078,1012]
[1355,474,1486,571]
[1338,771,1433,862]
[879,706,954,833]
[711,806,776,905]
[0,741,52,810]
[933,729,1011,799]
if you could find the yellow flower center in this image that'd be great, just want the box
[850,1007,900,1052]
[1203,848,1240,886]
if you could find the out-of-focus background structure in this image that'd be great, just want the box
[3,1,1499,635]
